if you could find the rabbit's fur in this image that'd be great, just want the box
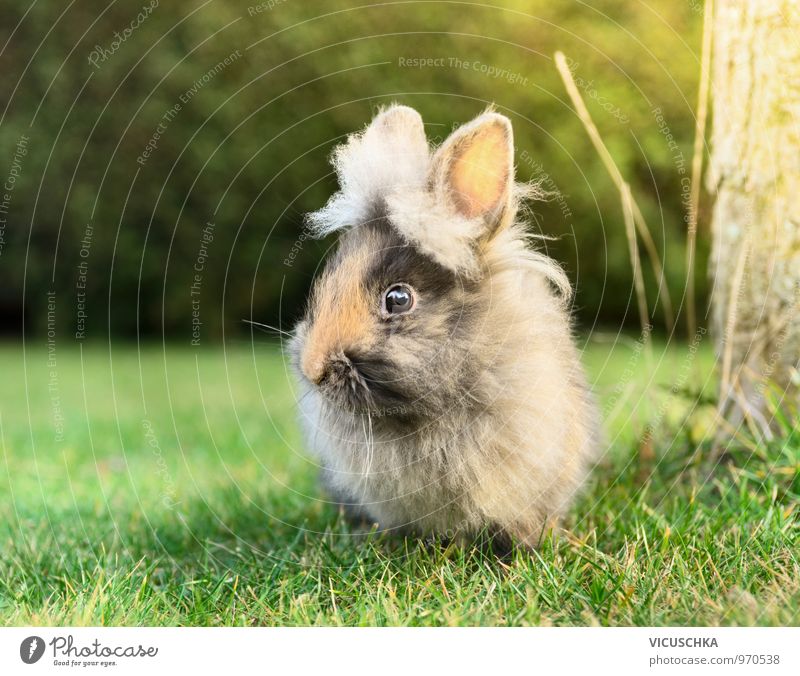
[290,105,599,547]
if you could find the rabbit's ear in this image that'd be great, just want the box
[363,104,426,151]
[307,104,429,236]
[430,110,514,237]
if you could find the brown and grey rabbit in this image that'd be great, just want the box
[290,104,599,548]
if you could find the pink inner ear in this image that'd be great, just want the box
[448,123,510,219]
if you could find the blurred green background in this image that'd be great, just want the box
[0,0,705,340]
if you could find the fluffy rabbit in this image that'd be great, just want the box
[290,104,599,548]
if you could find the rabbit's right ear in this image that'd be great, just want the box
[384,110,516,277]
[429,111,515,239]
[307,104,429,236]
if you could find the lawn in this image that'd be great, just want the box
[0,336,797,626]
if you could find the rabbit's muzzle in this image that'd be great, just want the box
[308,350,374,412]
[303,344,413,417]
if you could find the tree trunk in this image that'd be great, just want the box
[708,0,800,435]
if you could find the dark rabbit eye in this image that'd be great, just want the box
[383,284,415,315]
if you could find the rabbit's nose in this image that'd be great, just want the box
[302,354,328,385]
[303,351,355,386]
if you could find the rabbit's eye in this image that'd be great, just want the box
[383,284,415,315]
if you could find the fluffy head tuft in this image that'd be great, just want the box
[307,105,566,290]
[306,104,429,235]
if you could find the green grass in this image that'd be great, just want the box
[0,337,797,626]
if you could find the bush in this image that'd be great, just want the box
[0,0,705,340]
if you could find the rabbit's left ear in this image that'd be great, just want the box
[429,110,514,238]
[307,104,429,236]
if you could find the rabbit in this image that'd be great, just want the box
[289,104,599,548]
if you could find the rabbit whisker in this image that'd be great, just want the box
[242,319,294,338]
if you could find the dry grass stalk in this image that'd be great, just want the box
[686,0,714,341]
[717,226,752,426]
[622,182,653,360]
[554,51,674,334]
